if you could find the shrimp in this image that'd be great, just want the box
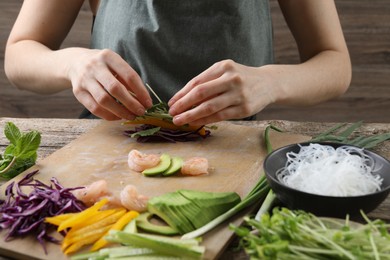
[181,157,209,176]
[73,180,110,206]
[128,149,160,172]
[120,184,149,212]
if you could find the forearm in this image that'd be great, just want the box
[264,49,351,106]
[5,40,84,94]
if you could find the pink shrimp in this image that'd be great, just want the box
[120,184,149,212]
[73,180,110,207]
[181,157,209,176]
[127,149,160,172]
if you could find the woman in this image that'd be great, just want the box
[4,0,351,126]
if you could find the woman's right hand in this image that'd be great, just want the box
[68,48,153,120]
[5,0,152,121]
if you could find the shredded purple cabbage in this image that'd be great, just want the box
[124,124,211,143]
[0,170,86,254]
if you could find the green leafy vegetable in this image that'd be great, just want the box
[0,122,41,179]
[130,127,161,138]
[310,121,390,148]
[232,207,390,260]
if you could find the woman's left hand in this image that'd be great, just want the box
[168,59,276,126]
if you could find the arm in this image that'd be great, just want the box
[168,0,351,126]
[271,0,351,105]
[5,0,152,120]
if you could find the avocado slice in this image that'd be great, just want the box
[136,212,179,235]
[142,153,171,176]
[148,191,196,234]
[148,189,242,234]
[162,156,183,176]
[178,190,241,228]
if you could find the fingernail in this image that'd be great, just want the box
[173,115,182,125]
[136,108,146,116]
[126,115,136,120]
[146,99,153,108]
[169,107,176,116]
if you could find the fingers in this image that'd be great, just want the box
[74,90,121,121]
[104,52,153,109]
[95,71,147,117]
[73,79,137,120]
[70,49,153,120]
[171,87,247,126]
[168,60,262,126]
[179,105,243,126]
[168,60,227,107]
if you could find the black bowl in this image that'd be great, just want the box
[264,142,390,218]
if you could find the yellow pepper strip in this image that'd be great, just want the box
[61,225,112,251]
[66,208,118,234]
[60,209,116,248]
[64,230,109,255]
[90,210,139,251]
[123,117,207,136]
[45,213,76,226]
[65,208,126,239]
[57,198,109,232]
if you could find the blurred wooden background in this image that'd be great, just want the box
[1,0,389,122]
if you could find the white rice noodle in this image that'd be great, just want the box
[276,143,383,197]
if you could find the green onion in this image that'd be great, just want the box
[181,177,270,240]
[310,121,390,148]
[232,208,390,259]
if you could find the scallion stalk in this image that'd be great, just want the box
[181,176,270,239]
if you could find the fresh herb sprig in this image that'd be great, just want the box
[143,102,173,121]
[0,122,41,179]
[232,207,390,260]
[143,83,173,121]
[123,84,214,142]
[310,121,390,148]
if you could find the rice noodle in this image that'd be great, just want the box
[276,143,383,197]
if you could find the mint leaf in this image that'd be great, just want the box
[1,157,36,179]
[4,122,21,145]
[4,144,16,156]
[131,127,161,138]
[14,130,41,159]
[0,122,41,180]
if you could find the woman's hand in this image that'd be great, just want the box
[168,60,276,126]
[68,48,153,120]
[169,0,351,126]
[5,0,152,121]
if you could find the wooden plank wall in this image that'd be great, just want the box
[1,0,389,122]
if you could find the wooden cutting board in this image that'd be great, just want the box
[0,121,310,260]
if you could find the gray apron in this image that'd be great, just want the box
[84,0,273,118]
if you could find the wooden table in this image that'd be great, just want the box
[1,118,390,260]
